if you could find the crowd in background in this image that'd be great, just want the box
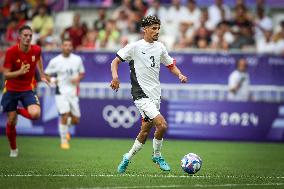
[1,0,284,54]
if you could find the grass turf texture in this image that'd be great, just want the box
[0,136,283,189]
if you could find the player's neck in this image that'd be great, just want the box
[19,43,30,53]
[62,53,70,57]
[143,37,154,43]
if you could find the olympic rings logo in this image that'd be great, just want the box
[102,105,140,128]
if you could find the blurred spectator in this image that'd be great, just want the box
[61,13,87,50]
[5,19,19,45]
[230,4,252,34]
[231,22,255,50]
[161,0,187,48]
[31,4,54,45]
[228,58,250,101]
[256,30,275,53]
[164,0,188,36]
[208,0,231,29]
[98,19,120,49]
[173,22,192,49]
[192,26,211,49]
[112,0,132,20]
[0,12,9,45]
[93,8,107,32]
[116,9,132,36]
[211,21,234,50]
[77,30,98,51]
[272,21,284,54]
[199,9,215,32]
[254,7,273,40]
[145,0,167,24]
[1,0,11,19]
[182,0,201,36]
[253,0,270,16]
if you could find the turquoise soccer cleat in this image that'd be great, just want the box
[117,153,130,173]
[152,156,171,171]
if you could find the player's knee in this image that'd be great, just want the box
[71,117,80,125]
[30,111,40,120]
[7,118,17,126]
[140,130,150,139]
[156,120,168,133]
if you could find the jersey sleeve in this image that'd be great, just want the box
[116,43,134,62]
[160,43,175,67]
[45,58,57,75]
[3,48,13,69]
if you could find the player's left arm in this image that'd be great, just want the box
[37,57,50,86]
[71,57,85,85]
[168,64,188,83]
[160,44,188,83]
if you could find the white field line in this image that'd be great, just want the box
[0,174,284,180]
[72,183,284,189]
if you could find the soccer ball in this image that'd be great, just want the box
[180,153,202,174]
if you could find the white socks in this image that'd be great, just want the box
[153,138,163,158]
[59,123,68,144]
[126,138,163,160]
[127,139,143,160]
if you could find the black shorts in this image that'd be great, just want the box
[1,90,40,112]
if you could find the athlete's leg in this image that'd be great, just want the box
[151,114,170,171]
[127,120,153,160]
[59,113,70,149]
[6,111,18,151]
[118,120,153,173]
[1,91,19,157]
[70,114,80,125]
[18,91,41,120]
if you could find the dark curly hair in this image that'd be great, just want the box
[141,15,161,28]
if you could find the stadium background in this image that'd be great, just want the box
[0,1,284,189]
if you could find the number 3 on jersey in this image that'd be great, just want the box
[150,56,155,67]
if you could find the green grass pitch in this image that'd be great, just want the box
[0,136,283,189]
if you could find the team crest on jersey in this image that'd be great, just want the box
[32,56,35,62]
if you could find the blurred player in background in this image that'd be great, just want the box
[45,38,85,150]
[110,15,188,173]
[228,58,251,101]
[1,25,48,157]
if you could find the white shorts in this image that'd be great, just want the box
[55,95,81,117]
[134,98,160,121]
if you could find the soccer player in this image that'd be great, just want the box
[45,38,85,150]
[110,15,188,173]
[1,25,49,157]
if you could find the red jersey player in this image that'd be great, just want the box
[1,25,49,157]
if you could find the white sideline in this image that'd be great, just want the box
[74,183,284,189]
[1,174,284,179]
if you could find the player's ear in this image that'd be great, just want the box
[142,26,147,33]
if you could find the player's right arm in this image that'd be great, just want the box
[110,43,134,92]
[3,48,30,80]
[110,57,122,92]
[3,63,30,80]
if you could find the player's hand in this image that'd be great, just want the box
[41,75,51,87]
[71,76,80,85]
[19,63,30,75]
[179,74,188,83]
[110,78,120,92]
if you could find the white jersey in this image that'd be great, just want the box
[228,70,250,101]
[45,53,85,96]
[117,39,174,100]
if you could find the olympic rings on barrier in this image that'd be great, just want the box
[102,105,140,128]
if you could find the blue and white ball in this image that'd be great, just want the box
[181,153,202,174]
